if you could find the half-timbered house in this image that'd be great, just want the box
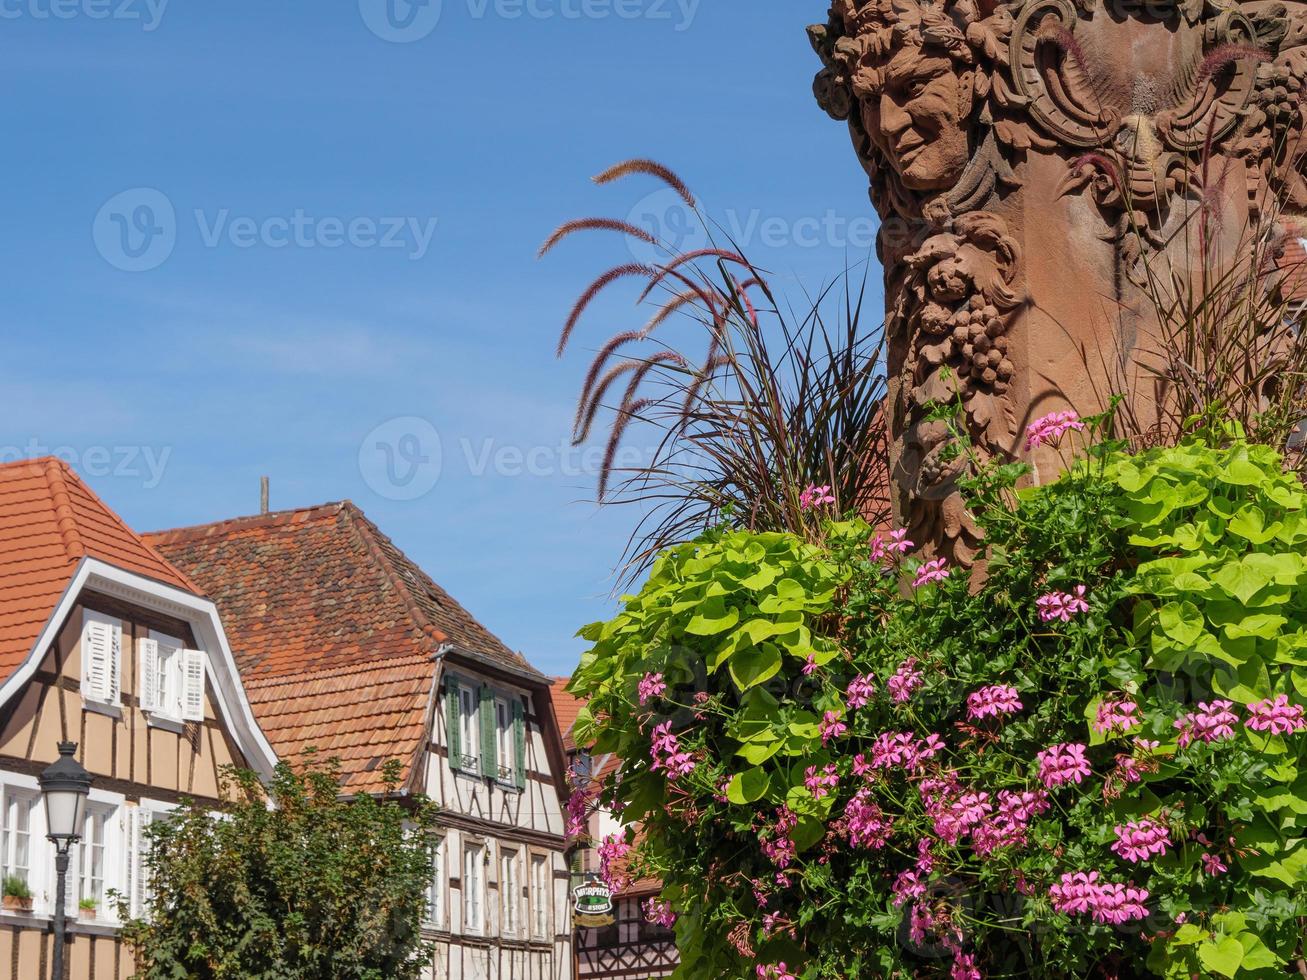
[550,680,678,980]
[149,502,574,980]
[0,457,278,977]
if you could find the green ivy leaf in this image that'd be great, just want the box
[1197,937,1244,978]
[729,642,782,691]
[726,768,771,805]
[685,597,740,637]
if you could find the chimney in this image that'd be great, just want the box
[260,476,270,515]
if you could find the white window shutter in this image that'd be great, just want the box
[120,806,137,919]
[130,808,154,919]
[137,638,161,713]
[81,619,117,704]
[108,625,121,705]
[180,651,205,722]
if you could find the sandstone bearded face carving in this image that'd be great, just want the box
[859,5,978,191]
[812,0,1301,562]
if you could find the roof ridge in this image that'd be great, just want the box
[41,459,86,564]
[147,501,350,542]
[336,503,449,651]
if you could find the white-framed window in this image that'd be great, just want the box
[426,835,446,930]
[77,804,111,911]
[458,686,480,772]
[0,776,126,920]
[138,631,205,723]
[1,788,38,893]
[500,847,520,936]
[495,697,514,783]
[462,842,484,934]
[530,852,549,939]
[81,609,122,708]
[126,800,175,921]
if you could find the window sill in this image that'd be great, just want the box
[146,713,185,734]
[82,700,122,720]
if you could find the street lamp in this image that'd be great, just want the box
[39,742,92,980]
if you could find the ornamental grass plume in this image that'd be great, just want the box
[542,159,890,581]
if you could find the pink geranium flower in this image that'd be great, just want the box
[1036,585,1089,622]
[1036,743,1092,789]
[1049,871,1149,924]
[1111,818,1171,864]
[1174,700,1238,748]
[799,484,836,510]
[819,710,847,745]
[637,671,667,705]
[804,763,839,799]
[966,684,1023,721]
[1245,694,1306,735]
[913,557,950,588]
[887,657,924,703]
[870,528,914,564]
[846,673,876,709]
[952,953,981,980]
[1093,697,1141,734]
[1026,410,1085,450]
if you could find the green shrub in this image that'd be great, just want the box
[571,427,1307,978]
[119,758,438,980]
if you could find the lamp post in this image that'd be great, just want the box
[39,742,92,980]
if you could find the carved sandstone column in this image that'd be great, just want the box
[812,0,1306,561]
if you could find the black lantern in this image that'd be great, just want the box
[39,742,92,844]
[39,741,92,980]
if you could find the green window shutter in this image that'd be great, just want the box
[445,678,461,772]
[512,698,526,789]
[480,685,497,779]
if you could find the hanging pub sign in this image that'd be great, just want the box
[573,875,615,928]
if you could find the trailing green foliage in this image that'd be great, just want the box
[571,431,1307,979]
[119,759,438,980]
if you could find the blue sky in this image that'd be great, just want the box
[0,0,879,677]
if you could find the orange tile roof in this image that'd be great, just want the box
[147,502,544,793]
[0,457,195,682]
[1279,235,1307,306]
[550,676,584,752]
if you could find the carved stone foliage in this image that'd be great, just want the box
[891,213,1025,564]
[811,0,1304,561]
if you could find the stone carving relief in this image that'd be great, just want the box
[811,0,1305,561]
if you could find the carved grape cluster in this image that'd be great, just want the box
[1258,65,1303,129]
[951,296,1015,392]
